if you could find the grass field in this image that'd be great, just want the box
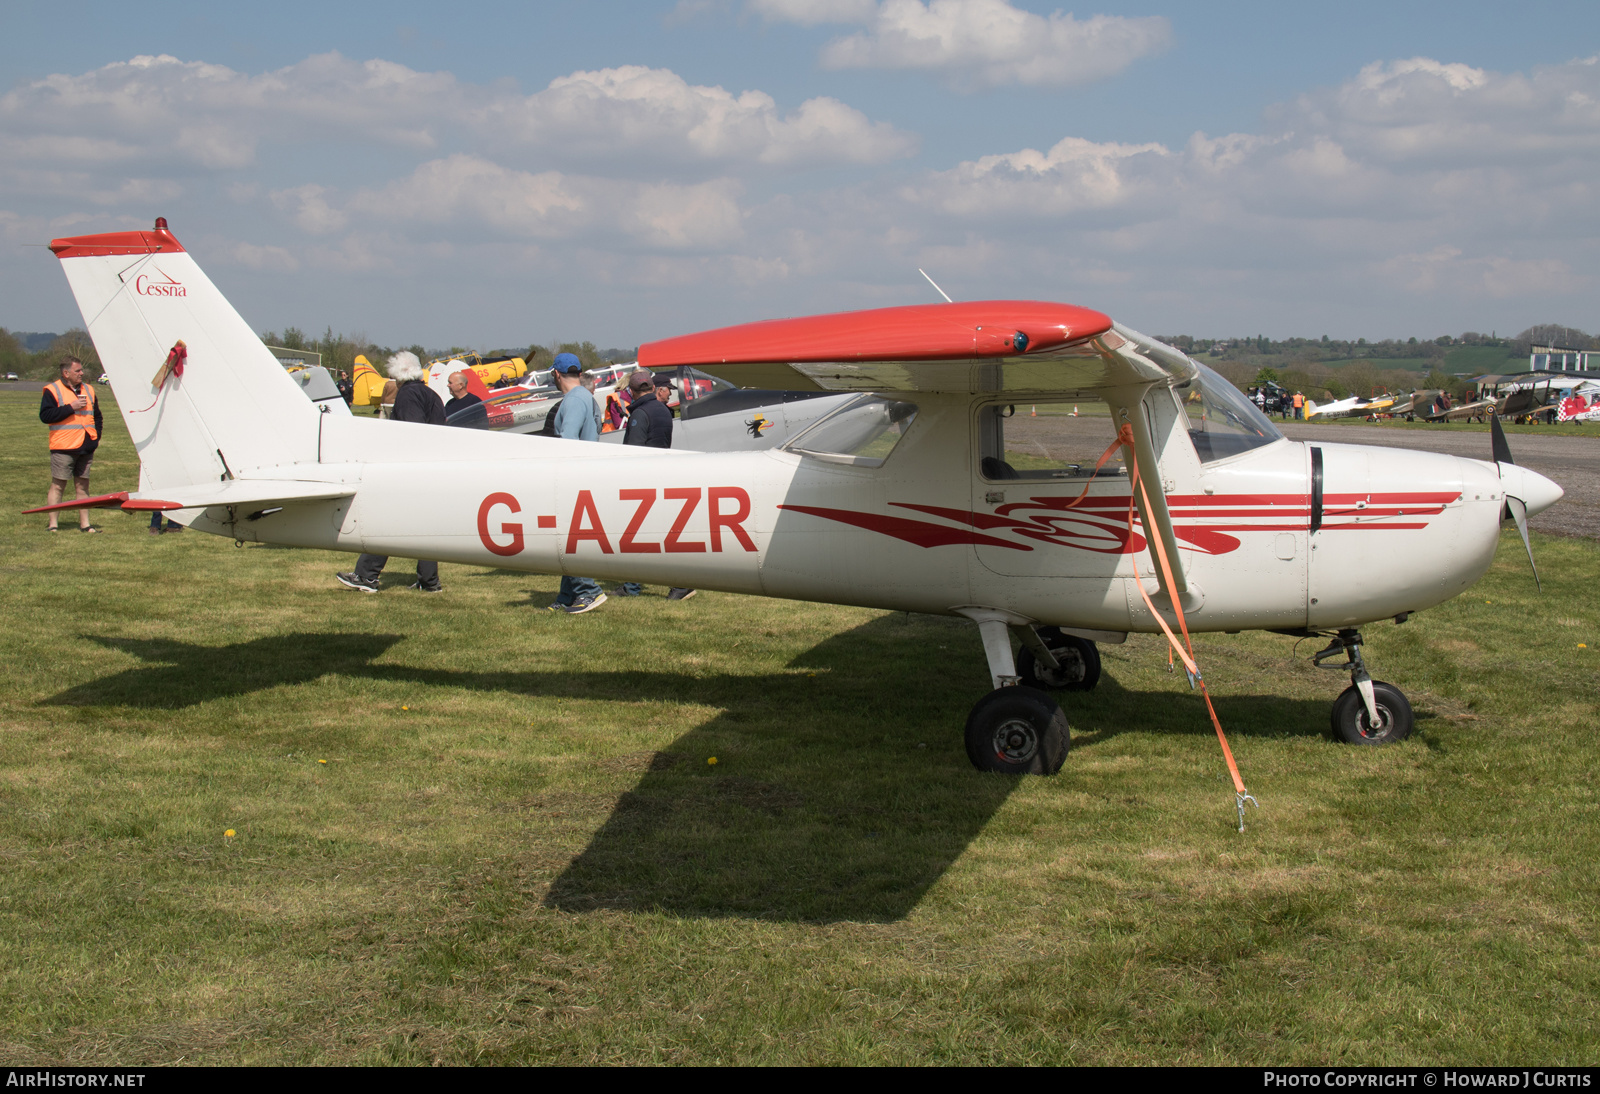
[1,391,1597,1065]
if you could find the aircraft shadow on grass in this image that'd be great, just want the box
[54,621,1336,923]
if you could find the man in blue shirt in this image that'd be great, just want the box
[547,353,606,614]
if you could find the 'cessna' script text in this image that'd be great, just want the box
[477,488,758,557]
[134,273,186,297]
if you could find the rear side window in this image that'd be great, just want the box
[784,394,918,467]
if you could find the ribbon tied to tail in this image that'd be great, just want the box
[131,340,187,413]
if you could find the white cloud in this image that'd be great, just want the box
[0,53,456,170]
[748,0,878,25]
[348,154,746,251]
[0,53,914,174]
[903,135,1171,216]
[756,0,1172,90]
[1284,56,1600,166]
[10,48,1600,343]
[0,167,182,207]
[1378,247,1575,299]
[478,65,916,166]
[231,242,300,272]
[270,184,348,235]
[811,52,1600,325]
[902,54,1600,232]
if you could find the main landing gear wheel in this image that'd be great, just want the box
[1016,628,1101,692]
[1330,680,1413,745]
[964,686,1070,775]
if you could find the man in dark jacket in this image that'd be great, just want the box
[39,356,104,532]
[443,371,488,428]
[336,353,446,593]
[622,369,673,448]
[617,370,696,601]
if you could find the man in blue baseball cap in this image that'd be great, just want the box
[546,352,606,614]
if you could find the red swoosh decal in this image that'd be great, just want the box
[891,501,1147,554]
[777,505,1032,550]
[781,489,1455,558]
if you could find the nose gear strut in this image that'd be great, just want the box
[1313,628,1416,745]
[1313,628,1379,725]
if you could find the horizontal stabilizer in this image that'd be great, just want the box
[23,480,353,515]
[23,491,143,514]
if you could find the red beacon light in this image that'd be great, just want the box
[155,217,169,231]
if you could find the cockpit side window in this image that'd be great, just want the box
[977,398,1127,481]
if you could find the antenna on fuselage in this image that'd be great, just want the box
[918,268,954,303]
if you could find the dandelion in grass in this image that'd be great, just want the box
[318,759,327,764]
[707,757,718,766]
[224,829,235,838]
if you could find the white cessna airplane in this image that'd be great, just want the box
[33,220,1564,792]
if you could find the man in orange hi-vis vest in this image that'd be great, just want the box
[39,356,104,533]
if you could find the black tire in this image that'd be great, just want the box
[964,686,1070,775]
[1330,680,1413,745]
[1016,629,1101,692]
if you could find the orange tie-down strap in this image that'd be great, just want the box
[1117,422,1259,831]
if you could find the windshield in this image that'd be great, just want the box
[784,394,918,467]
[1175,363,1284,462]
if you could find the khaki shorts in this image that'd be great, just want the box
[50,449,94,481]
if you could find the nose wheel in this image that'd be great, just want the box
[1330,680,1413,745]
[1313,629,1414,744]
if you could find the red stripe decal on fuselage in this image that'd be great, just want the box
[777,489,1463,556]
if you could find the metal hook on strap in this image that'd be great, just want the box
[1236,791,1260,833]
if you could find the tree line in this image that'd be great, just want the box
[3,319,1588,395]
[0,328,98,380]
[0,323,642,382]
[1156,324,1592,363]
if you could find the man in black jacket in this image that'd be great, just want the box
[336,353,446,593]
[39,357,104,532]
[622,369,673,448]
[443,371,488,428]
[617,371,695,601]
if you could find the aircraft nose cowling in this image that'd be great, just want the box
[1501,464,1564,517]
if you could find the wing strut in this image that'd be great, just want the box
[1107,389,1187,598]
[1115,419,1259,832]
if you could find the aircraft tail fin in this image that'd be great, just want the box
[49,219,320,490]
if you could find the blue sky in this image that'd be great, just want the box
[3,0,1598,348]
